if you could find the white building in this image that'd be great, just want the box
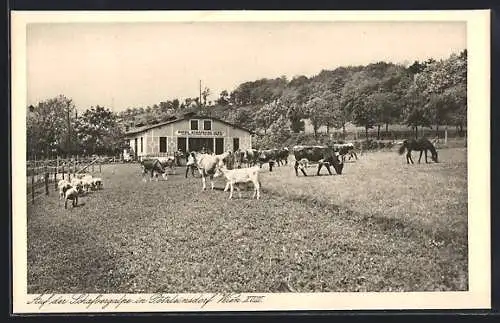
[124,112,253,158]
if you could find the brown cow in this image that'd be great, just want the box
[292,145,344,176]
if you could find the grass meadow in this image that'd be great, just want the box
[27,147,468,293]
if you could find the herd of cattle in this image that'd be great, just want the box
[140,143,358,200]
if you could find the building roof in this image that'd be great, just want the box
[124,113,254,137]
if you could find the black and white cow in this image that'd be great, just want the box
[293,145,344,176]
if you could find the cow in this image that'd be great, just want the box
[190,151,232,190]
[214,165,261,200]
[157,156,176,174]
[140,159,168,181]
[243,149,259,167]
[333,143,358,162]
[257,149,277,172]
[276,147,290,166]
[233,149,245,169]
[292,145,344,176]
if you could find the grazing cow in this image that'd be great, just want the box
[214,165,261,200]
[190,151,232,190]
[64,187,79,209]
[258,149,277,172]
[293,145,344,176]
[141,159,168,181]
[157,156,176,174]
[334,143,358,162]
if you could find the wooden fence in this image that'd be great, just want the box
[26,156,103,204]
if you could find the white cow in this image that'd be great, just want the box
[190,151,232,191]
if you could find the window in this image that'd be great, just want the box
[140,137,143,153]
[159,137,167,153]
[203,120,212,130]
[233,138,239,151]
[190,120,199,130]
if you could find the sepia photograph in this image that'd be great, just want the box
[11,11,490,313]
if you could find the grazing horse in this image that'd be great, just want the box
[190,151,232,190]
[398,138,439,164]
[141,159,168,181]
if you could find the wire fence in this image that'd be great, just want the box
[26,156,104,205]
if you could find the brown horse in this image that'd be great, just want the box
[398,138,439,164]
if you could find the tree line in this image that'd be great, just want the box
[27,50,466,158]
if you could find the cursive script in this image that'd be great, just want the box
[26,293,266,310]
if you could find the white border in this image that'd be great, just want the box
[11,10,491,313]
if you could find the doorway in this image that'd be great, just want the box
[188,138,214,153]
[215,138,224,154]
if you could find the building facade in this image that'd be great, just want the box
[124,113,252,158]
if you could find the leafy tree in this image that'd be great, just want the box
[75,105,125,155]
[217,90,230,105]
[255,100,284,135]
[27,95,76,158]
[201,87,211,106]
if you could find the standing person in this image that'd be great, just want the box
[185,151,197,178]
[175,149,183,166]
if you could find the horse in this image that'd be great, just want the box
[398,138,439,164]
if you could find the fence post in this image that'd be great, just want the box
[99,158,102,173]
[92,161,94,173]
[45,172,49,196]
[55,157,58,190]
[31,173,35,204]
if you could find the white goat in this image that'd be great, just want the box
[214,165,261,200]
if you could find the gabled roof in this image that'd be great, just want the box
[124,113,254,136]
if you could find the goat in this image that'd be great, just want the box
[214,165,261,200]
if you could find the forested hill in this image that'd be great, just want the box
[27,50,466,158]
[118,50,466,140]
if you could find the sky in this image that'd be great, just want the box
[27,21,466,112]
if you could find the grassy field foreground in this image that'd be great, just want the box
[27,148,468,293]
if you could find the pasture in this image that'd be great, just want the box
[27,147,468,293]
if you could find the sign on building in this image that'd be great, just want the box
[176,130,225,137]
